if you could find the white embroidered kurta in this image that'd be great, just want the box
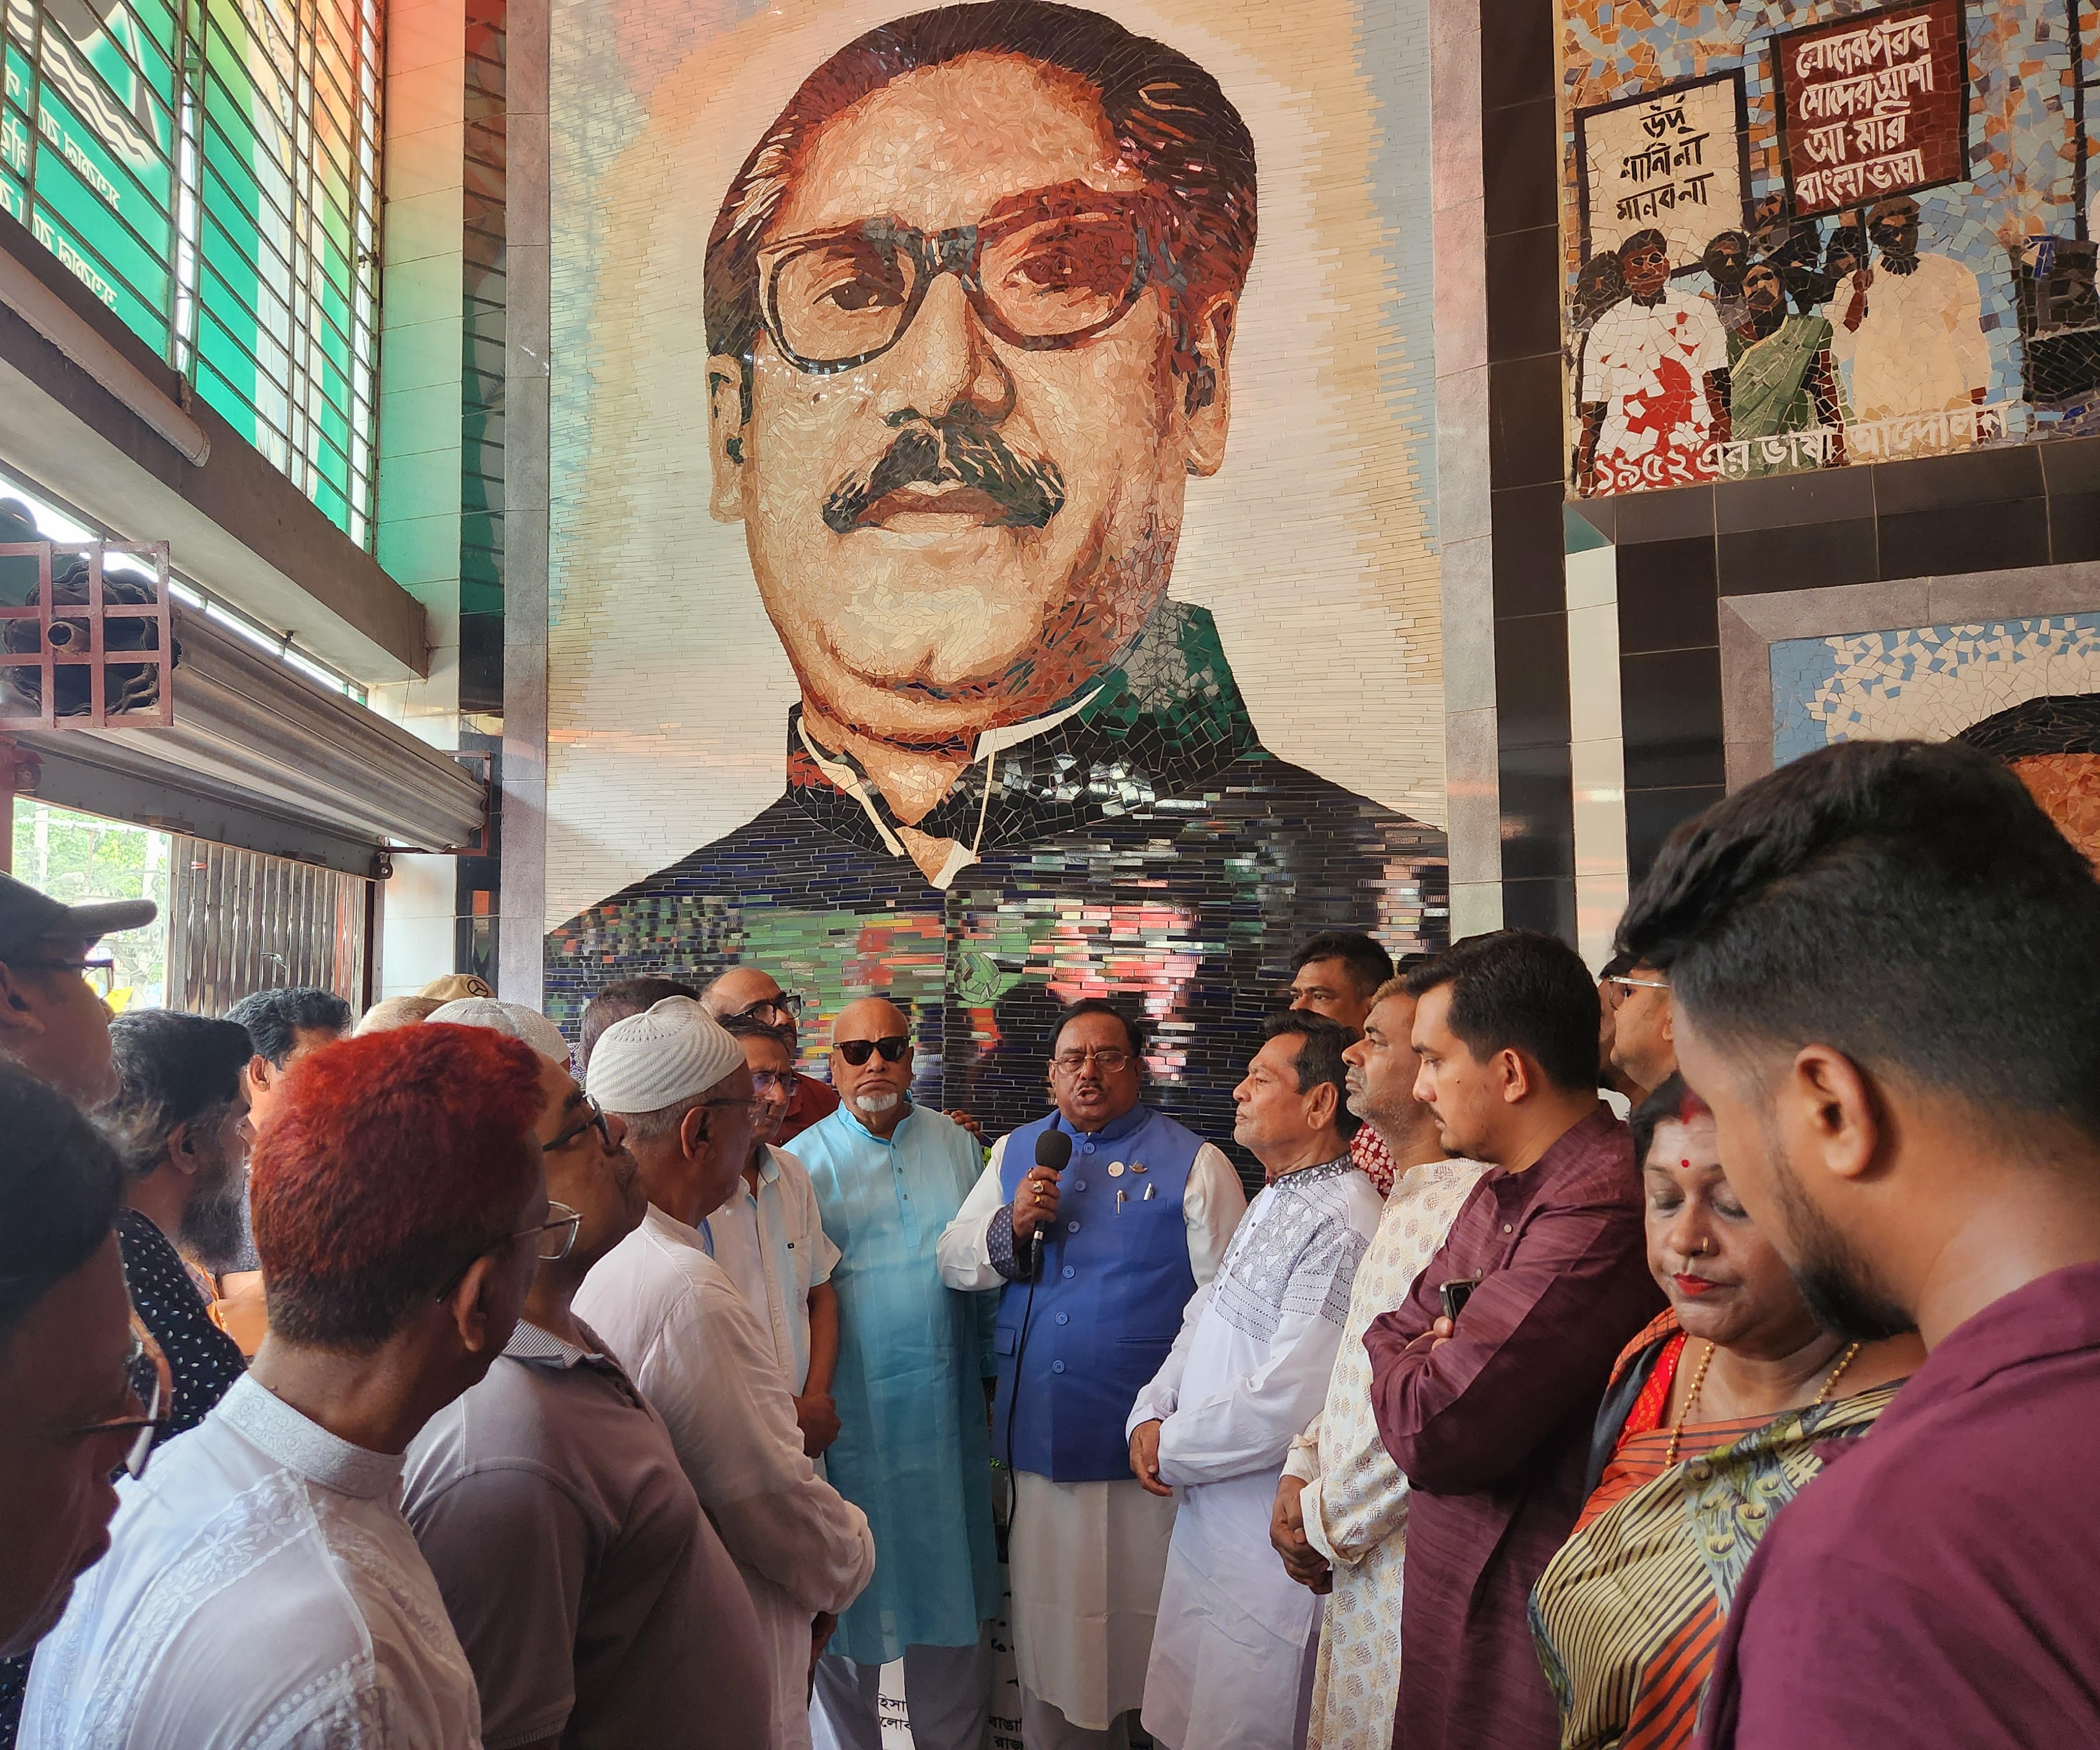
[937,1135,1247,1728]
[1829,251,1990,421]
[1125,1158,1384,1750]
[708,1143,842,1393]
[22,1373,480,1750]
[1283,1157,1490,1750]
[576,1204,875,1750]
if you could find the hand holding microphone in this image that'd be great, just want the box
[1013,1129,1073,1279]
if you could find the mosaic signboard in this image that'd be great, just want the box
[1772,1,1968,220]
[1561,0,2100,499]
[1576,72,1750,267]
[545,0,1449,1160]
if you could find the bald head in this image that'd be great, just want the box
[704,965,799,1052]
[830,998,913,1136]
[833,997,908,1041]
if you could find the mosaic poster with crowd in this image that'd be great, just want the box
[1562,0,2100,498]
[541,0,1449,1167]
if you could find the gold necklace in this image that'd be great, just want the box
[1664,1338,1863,1468]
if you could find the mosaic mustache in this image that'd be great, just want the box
[822,422,1068,534]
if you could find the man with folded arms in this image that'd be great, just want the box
[406,1009,771,1749]
[1618,740,2100,1748]
[1273,980,1487,1750]
[22,1022,551,1748]
[580,998,873,1750]
[1364,932,1661,1750]
[1127,1013,1383,1750]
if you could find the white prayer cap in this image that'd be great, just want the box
[426,997,572,1065]
[586,996,743,1115]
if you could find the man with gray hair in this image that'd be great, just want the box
[578,998,873,1750]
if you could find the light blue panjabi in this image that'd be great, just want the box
[793,1101,1001,1666]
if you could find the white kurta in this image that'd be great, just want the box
[22,1373,480,1750]
[708,1143,842,1392]
[576,1203,876,1750]
[1283,1157,1490,1750]
[936,1135,1247,1729]
[1125,1158,1384,1750]
[1829,251,1990,421]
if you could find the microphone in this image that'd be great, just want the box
[1027,1129,1074,1280]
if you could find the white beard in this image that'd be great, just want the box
[853,1090,901,1114]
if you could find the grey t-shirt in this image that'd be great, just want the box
[403,1320,772,1750]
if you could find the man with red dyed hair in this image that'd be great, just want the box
[20,1023,556,1750]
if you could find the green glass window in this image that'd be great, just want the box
[1,0,383,547]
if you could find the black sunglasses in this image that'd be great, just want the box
[836,1035,911,1066]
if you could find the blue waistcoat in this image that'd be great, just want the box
[992,1103,1203,1482]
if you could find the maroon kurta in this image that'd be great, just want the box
[776,1069,840,1143]
[1365,1103,1661,1750]
[1700,1259,2100,1749]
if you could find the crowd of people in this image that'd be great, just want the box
[1,734,2096,1750]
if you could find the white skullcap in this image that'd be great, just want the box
[586,996,743,1115]
[426,998,572,1064]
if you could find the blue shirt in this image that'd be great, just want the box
[793,1103,1000,1663]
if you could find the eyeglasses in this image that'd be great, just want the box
[18,954,117,999]
[1051,1048,1132,1074]
[734,992,804,1024]
[748,1070,791,1094]
[512,1202,583,1262]
[836,1035,911,1066]
[68,1328,170,1482]
[1605,975,1670,992]
[544,1094,614,1154]
[757,190,1163,374]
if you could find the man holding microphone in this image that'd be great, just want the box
[939,1000,1245,1749]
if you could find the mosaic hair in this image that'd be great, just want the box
[1405,929,1602,1097]
[1616,738,2100,1140]
[1261,1009,1361,1140]
[102,1010,254,1178]
[704,1,1258,418]
[224,985,351,1068]
[0,1063,122,1346]
[251,1024,545,1350]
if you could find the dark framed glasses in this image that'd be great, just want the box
[544,1094,614,1154]
[18,953,117,999]
[757,189,1163,375]
[68,1327,170,1482]
[836,1035,911,1067]
[734,991,804,1024]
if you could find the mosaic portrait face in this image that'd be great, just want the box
[706,51,1236,758]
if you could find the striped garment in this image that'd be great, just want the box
[1528,1315,1901,1750]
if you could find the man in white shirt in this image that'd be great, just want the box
[1831,195,1991,433]
[1126,1013,1383,1750]
[22,1020,555,1749]
[1270,981,1488,1750]
[578,998,874,1750]
[938,999,1245,1749]
[713,1014,843,1457]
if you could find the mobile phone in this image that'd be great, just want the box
[1438,1278,1476,1323]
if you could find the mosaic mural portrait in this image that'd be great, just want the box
[544,0,1446,1158]
[1561,0,2100,497]
[1771,611,2100,860]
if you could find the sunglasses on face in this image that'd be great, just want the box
[835,1035,910,1067]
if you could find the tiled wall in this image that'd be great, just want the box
[537,1,1453,1163]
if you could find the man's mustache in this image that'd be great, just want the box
[823,422,1066,534]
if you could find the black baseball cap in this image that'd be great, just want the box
[0,871,156,964]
